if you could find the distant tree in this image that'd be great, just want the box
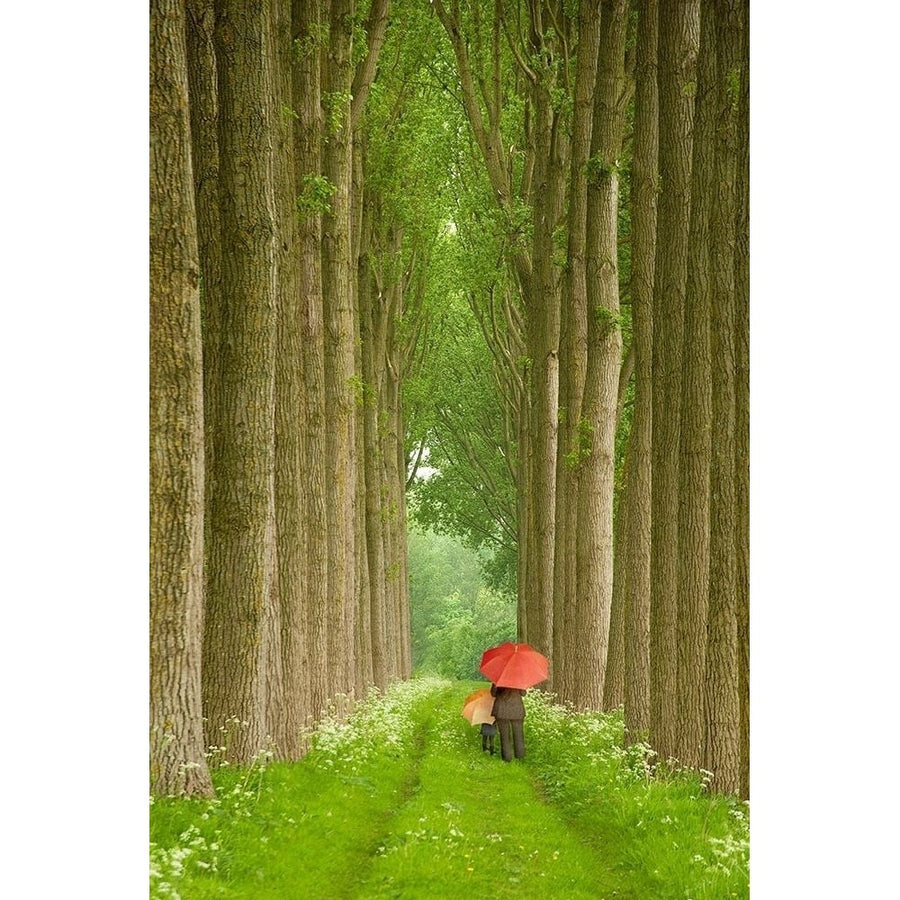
[419,586,517,681]
[431,0,561,661]
[149,0,213,798]
[407,527,484,669]
[408,290,518,594]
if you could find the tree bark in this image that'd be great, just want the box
[572,0,629,710]
[321,0,358,698]
[271,0,308,759]
[554,0,601,700]
[675,0,716,770]
[705,0,743,796]
[522,74,563,662]
[649,0,700,762]
[604,493,628,711]
[202,0,279,764]
[623,0,658,744]
[149,0,214,798]
[734,0,750,802]
[292,0,330,725]
[359,207,389,689]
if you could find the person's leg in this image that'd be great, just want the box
[512,719,525,758]
[497,719,513,761]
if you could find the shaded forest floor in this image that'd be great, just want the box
[150,678,749,899]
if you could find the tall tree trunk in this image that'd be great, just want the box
[523,80,563,661]
[705,0,743,796]
[734,0,750,801]
[359,208,389,689]
[572,0,629,710]
[202,0,279,764]
[604,496,628,710]
[517,387,532,642]
[321,0,358,698]
[554,0,601,700]
[352,140,373,699]
[623,0,658,744]
[396,398,414,678]
[185,0,224,756]
[293,0,330,724]
[185,0,220,510]
[149,0,214,798]
[675,0,716,770]
[271,0,307,758]
[649,0,700,762]
[383,349,405,678]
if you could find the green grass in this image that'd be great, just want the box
[150,678,749,899]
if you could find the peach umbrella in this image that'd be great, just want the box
[461,688,495,726]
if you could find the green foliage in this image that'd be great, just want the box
[419,588,517,680]
[552,222,569,269]
[296,174,337,219]
[351,13,368,69]
[585,152,620,185]
[594,304,627,336]
[323,89,352,134]
[347,373,368,407]
[408,526,516,678]
[292,21,330,62]
[406,286,518,596]
[565,416,594,470]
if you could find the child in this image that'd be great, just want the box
[480,721,498,755]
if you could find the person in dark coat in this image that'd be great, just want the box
[490,683,527,762]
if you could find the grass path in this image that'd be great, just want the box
[151,678,749,899]
[347,682,615,898]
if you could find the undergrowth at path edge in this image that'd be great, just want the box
[150,677,749,900]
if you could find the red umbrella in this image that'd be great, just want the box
[479,642,548,689]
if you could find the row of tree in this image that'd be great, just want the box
[151,0,750,800]
[406,0,748,797]
[150,0,448,797]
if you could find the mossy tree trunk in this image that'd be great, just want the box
[622,0,658,745]
[202,0,280,764]
[734,0,750,802]
[292,0,331,725]
[675,0,716,771]
[650,0,699,763]
[271,0,309,759]
[705,0,743,796]
[321,0,358,699]
[149,0,214,798]
[553,0,601,700]
[572,0,629,710]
